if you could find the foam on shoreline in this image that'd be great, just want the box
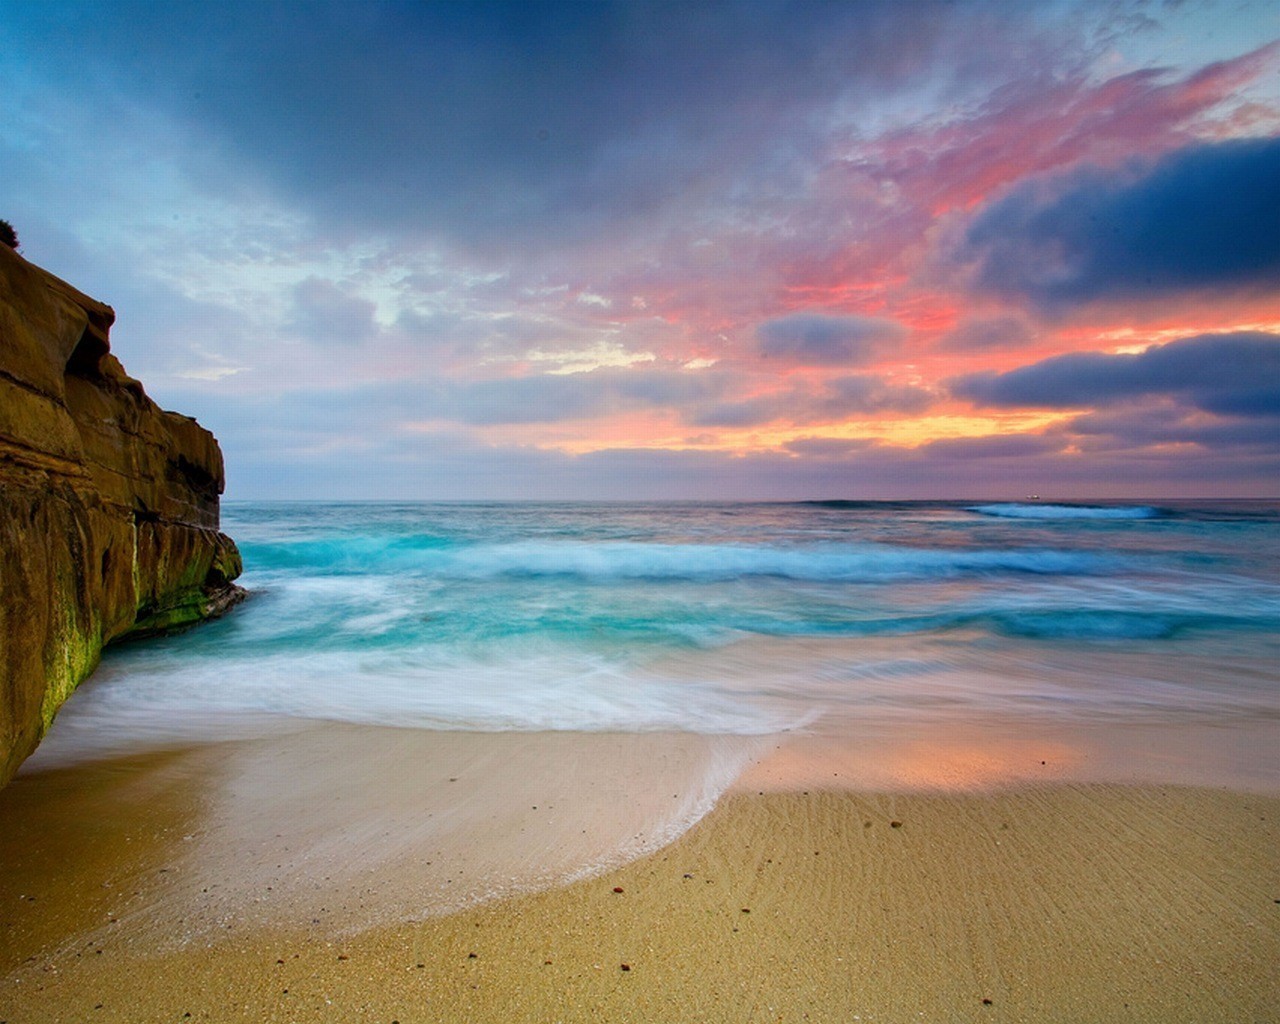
[2,726,769,948]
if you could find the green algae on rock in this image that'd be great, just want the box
[0,243,244,786]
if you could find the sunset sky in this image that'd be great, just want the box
[4,0,1279,499]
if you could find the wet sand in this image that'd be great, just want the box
[2,726,1277,1023]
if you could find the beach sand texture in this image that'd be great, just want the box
[1,731,1276,1023]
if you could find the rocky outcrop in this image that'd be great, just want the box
[0,244,244,786]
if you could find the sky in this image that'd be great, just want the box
[3,0,1279,500]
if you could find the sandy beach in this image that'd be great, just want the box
[6,0,1280,1013]
[2,725,1276,1023]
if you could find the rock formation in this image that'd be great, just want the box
[0,244,244,786]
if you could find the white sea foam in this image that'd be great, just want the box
[28,500,1280,777]
[247,538,1129,580]
[27,643,818,769]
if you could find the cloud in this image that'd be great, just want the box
[5,0,986,258]
[937,314,1036,351]
[6,4,1280,501]
[692,373,933,427]
[1067,406,1280,452]
[401,363,733,426]
[783,437,881,458]
[959,137,1280,312]
[212,422,1280,502]
[757,313,907,365]
[860,41,1280,220]
[289,278,378,346]
[826,375,934,414]
[951,332,1280,416]
[917,434,1062,459]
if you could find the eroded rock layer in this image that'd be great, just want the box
[0,244,243,785]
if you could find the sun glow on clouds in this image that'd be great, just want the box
[491,409,1075,459]
[1096,323,1280,348]
[6,2,1280,498]
[526,341,656,375]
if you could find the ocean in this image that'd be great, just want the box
[34,499,1280,783]
[18,498,1280,933]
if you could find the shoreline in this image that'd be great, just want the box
[2,727,1277,1022]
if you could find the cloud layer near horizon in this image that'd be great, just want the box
[3,0,1279,498]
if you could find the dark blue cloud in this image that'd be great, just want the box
[952,332,1280,416]
[1,0,990,254]
[758,313,906,365]
[961,138,1280,311]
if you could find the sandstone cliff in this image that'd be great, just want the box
[0,244,244,786]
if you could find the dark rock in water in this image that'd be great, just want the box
[0,244,244,785]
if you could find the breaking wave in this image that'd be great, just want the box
[243,538,1127,581]
[968,503,1161,520]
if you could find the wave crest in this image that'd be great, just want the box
[245,538,1125,581]
[969,503,1160,521]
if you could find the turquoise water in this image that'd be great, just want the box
[40,500,1280,763]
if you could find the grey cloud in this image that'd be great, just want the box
[691,397,784,429]
[783,437,881,457]
[826,375,933,415]
[436,374,622,426]
[394,308,600,366]
[424,364,735,426]
[918,434,1062,459]
[90,280,255,382]
[692,373,933,427]
[1068,407,1280,452]
[290,278,378,346]
[226,429,1280,501]
[758,313,907,365]
[158,377,1279,501]
[6,0,1006,256]
[938,314,1036,351]
[182,361,931,434]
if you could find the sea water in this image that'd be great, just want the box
[21,499,1280,934]
[35,499,1280,778]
